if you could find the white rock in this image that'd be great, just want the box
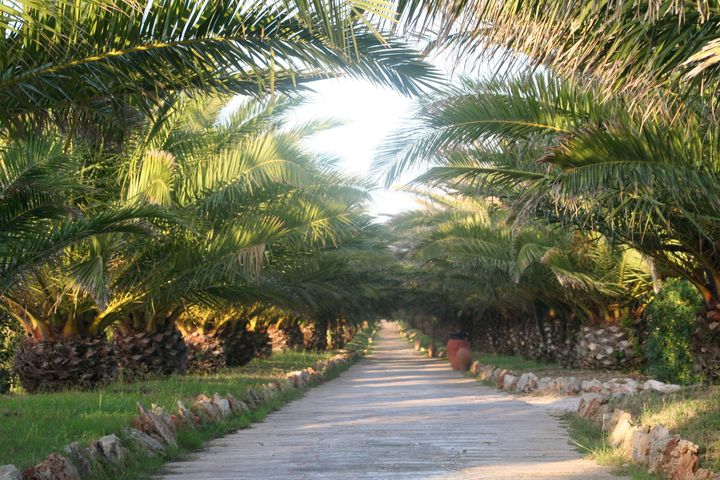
[515,373,539,392]
[536,377,556,394]
[212,393,232,417]
[557,376,582,395]
[642,379,682,394]
[581,379,605,393]
[0,465,20,480]
[607,378,639,395]
[502,374,518,390]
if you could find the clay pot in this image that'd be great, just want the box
[447,338,471,369]
[414,340,421,350]
[455,347,473,371]
[427,345,437,358]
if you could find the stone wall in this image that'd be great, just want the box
[408,313,638,370]
[467,317,582,366]
[576,325,636,369]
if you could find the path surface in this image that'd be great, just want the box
[157,322,625,479]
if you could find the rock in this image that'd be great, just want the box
[0,465,20,480]
[286,371,308,388]
[305,367,320,381]
[693,468,717,479]
[122,428,166,456]
[247,388,264,406]
[285,371,298,383]
[61,443,93,478]
[470,361,482,376]
[646,424,673,472]
[608,410,635,452]
[277,379,294,393]
[133,403,177,448]
[576,325,636,369]
[581,379,605,393]
[263,383,279,398]
[212,393,232,418]
[477,366,495,381]
[501,374,518,391]
[174,400,199,428]
[577,393,606,421]
[606,378,639,395]
[515,373,539,393]
[657,439,699,480]
[191,398,223,422]
[226,394,249,414]
[150,405,176,433]
[631,427,651,465]
[643,379,682,394]
[603,409,627,432]
[495,369,510,388]
[556,377,581,395]
[94,434,128,463]
[23,454,80,480]
[536,377,556,394]
[648,434,682,475]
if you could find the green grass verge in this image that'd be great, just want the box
[0,325,376,473]
[563,414,661,479]
[471,352,557,372]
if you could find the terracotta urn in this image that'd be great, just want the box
[455,347,473,371]
[447,335,470,369]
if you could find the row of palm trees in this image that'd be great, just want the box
[376,2,720,379]
[0,0,440,393]
[4,0,719,390]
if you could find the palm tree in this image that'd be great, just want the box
[106,95,375,377]
[0,0,442,139]
[376,74,720,303]
[388,191,652,360]
[393,0,720,111]
[0,0,444,313]
[376,0,719,370]
[1,94,372,389]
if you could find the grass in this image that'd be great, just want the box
[471,352,557,372]
[608,385,720,472]
[0,325,376,473]
[563,414,661,479]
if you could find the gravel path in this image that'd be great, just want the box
[156,321,625,480]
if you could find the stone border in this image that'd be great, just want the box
[401,326,447,358]
[1,328,377,480]
[576,394,715,479]
[397,323,715,480]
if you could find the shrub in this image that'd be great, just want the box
[0,312,22,393]
[643,279,703,384]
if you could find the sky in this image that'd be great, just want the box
[286,77,423,220]
[284,49,499,221]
